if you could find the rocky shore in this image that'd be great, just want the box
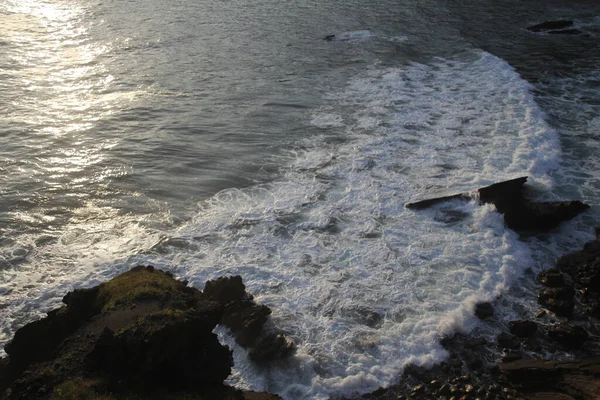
[353,178,600,400]
[0,267,291,399]
[1,178,599,400]
[351,230,600,400]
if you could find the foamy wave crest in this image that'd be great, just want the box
[147,51,563,399]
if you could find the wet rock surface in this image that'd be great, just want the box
[475,302,494,320]
[406,177,589,232]
[204,276,295,363]
[351,227,600,400]
[508,320,538,338]
[0,266,283,400]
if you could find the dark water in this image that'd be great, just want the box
[1,0,600,398]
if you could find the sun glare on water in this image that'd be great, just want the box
[0,0,146,179]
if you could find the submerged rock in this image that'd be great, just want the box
[526,20,574,32]
[474,302,494,320]
[406,177,589,232]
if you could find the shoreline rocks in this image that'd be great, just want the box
[0,266,286,400]
[204,276,295,363]
[2,220,600,400]
[352,227,600,400]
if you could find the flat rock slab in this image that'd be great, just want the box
[501,357,600,399]
[406,177,589,232]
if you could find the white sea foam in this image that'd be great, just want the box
[144,52,572,398]
[332,30,377,42]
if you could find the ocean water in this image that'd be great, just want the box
[1,0,600,398]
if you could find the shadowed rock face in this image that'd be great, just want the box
[406,177,589,232]
[204,276,295,363]
[0,266,283,400]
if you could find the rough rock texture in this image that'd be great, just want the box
[548,323,589,350]
[535,230,600,320]
[558,232,600,294]
[204,276,295,363]
[0,266,282,400]
[538,287,575,318]
[406,177,589,232]
[501,358,600,399]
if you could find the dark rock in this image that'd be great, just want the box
[497,332,520,350]
[477,177,527,209]
[405,193,470,210]
[558,235,600,294]
[548,323,589,350]
[0,267,282,400]
[222,300,272,347]
[508,320,538,338]
[526,20,574,32]
[406,177,588,232]
[501,357,600,398]
[539,268,566,287]
[248,333,295,363]
[90,310,231,388]
[475,302,494,319]
[537,287,575,317]
[204,275,248,304]
[501,352,522,363]
[205,276,294,361]
[323,34,336,41]
[548,28,582,35]
[503,200,589,232]
[0,357,8,394]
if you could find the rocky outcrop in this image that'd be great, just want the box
[0,266,283,400]
[204,276,295,363]
[406,177,589,232]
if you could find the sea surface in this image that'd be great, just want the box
[1,0,600,398]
